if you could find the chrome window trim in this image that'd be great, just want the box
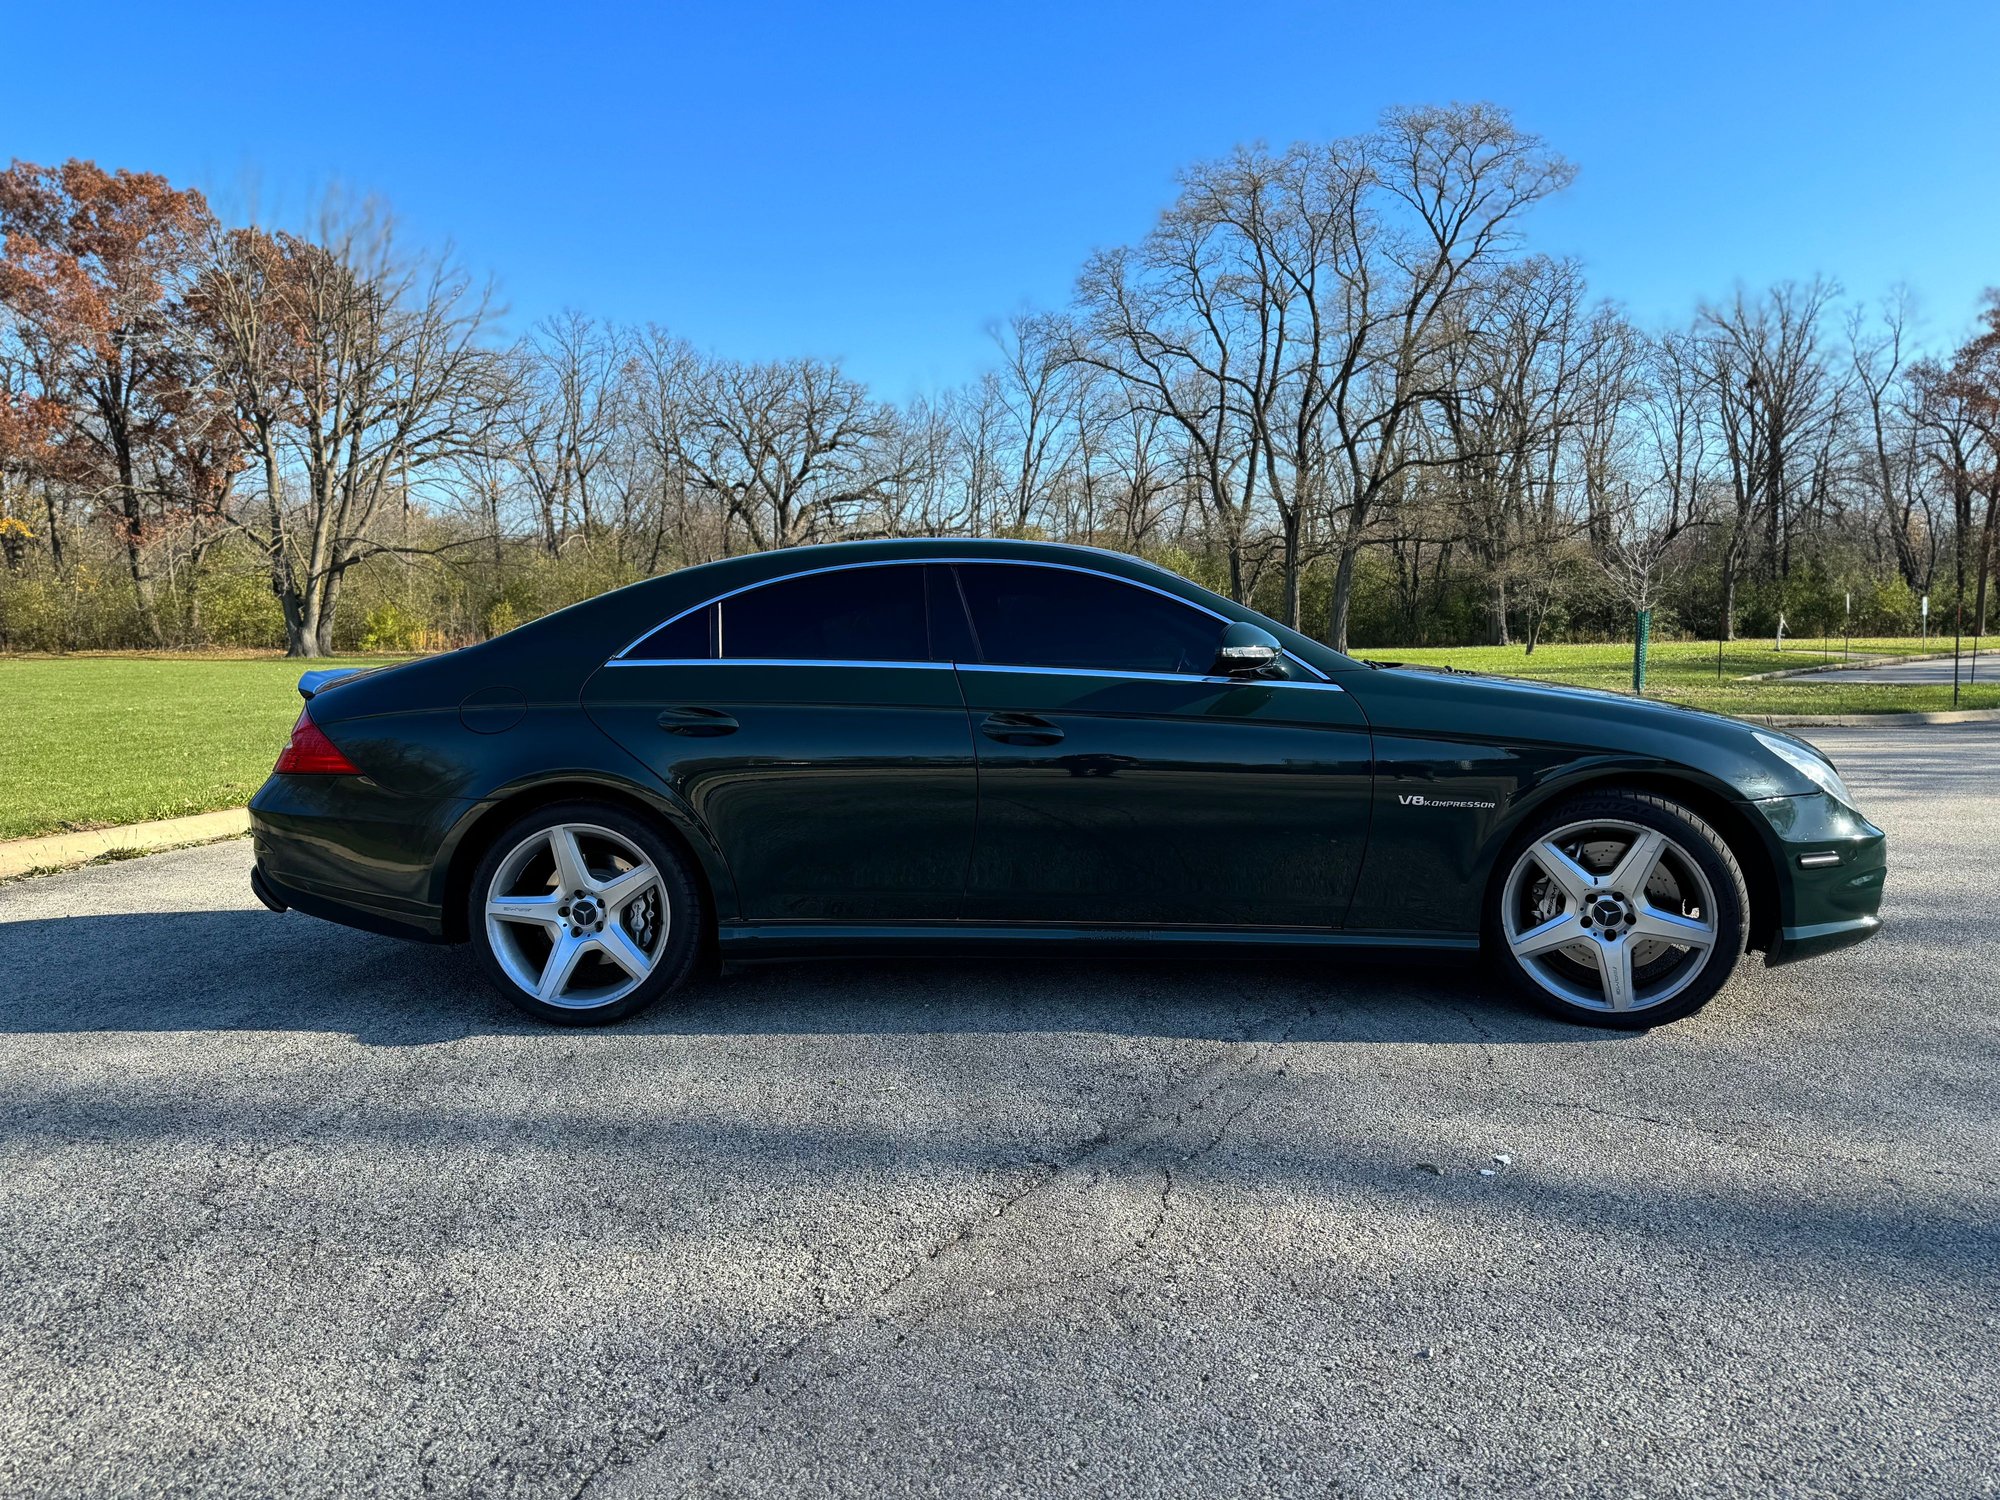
[955,662,1346,692]
[609,554,1333,683]
[604,657,1343,692]
[605,657,955,671]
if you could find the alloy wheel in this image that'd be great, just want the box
[1500,817,1720,1014]
[483,822,668,1009]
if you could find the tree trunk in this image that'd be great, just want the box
[1326,534,1363,654]
[41,482,65,574]
[1977,486,1998,636]
[314,569,345,657]
[112,443,162,645]
[1720,552,1738,642]
[1279,514,1301,630]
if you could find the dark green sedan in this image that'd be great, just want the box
[248,539,1886,1029]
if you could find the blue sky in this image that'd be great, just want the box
[6,1,1995,396]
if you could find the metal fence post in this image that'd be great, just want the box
[1633,609,1652,696]
[1954,603,1963,709]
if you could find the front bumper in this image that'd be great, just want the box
[1751,792,1888,966]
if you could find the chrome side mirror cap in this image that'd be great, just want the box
[1212,621,1283,678]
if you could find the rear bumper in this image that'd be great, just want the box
[248,774,459,944]
[250,861,446,943]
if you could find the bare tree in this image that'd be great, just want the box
[1314,104,1576,651]
[503,312,624,555]
[1700,278,1844,637]
[194,205,503,655]
[673,355,907,550]
[1848,292,1935,592]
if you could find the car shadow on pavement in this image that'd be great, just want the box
[0,908,1619,1047]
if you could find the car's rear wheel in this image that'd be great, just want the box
[467,801,704,1025]
[1489,790,1749,1028]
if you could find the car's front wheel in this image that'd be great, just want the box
[467,801,705,1025]
[1489,790,1749,1028]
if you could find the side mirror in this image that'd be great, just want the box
[1211,621,1283,678]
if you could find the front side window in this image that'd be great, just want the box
[719,564,928,662]
[954,563,1223,676]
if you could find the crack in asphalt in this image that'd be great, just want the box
[572,999,1321,1499]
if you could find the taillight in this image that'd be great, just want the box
[274,706,362,775]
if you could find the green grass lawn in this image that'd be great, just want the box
[1366,637,1999,718]
[0,655,396,841]
[0,638,1993,843]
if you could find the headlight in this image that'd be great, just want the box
[1753,731,1853,805]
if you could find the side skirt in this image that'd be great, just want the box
[715,921,1481,963]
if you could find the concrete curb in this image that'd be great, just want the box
[0,808,249,881]
[1745,708,2000,729]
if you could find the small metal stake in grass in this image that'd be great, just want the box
[1954,603,1963,709]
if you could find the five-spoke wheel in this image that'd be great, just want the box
[1491,792,1747,1027]
[468,802,703,1024]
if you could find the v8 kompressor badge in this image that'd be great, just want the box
[1398,793,1497,810]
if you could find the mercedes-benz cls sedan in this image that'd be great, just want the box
[248,538,1886,1028]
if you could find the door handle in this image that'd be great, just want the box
[980,711,1064,746]
[657,706,739,736]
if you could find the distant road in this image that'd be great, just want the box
[1802,652,1990,684]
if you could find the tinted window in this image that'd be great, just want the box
[626,604,713,661]
[955,564,1223,675]
[721,565,927,662]
[925,564,979,663]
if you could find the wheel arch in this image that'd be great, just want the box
[1482,768,1779,955]
[434,774,735,944]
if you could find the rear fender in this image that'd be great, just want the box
[431,770,738,941]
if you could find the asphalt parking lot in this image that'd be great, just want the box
[1802,651,1990,684]
[1,723,1995,1499]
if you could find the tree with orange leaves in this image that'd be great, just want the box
[0,159,234,640]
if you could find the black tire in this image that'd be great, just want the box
[465,800,706,1026]
[1486,789,1750,1030]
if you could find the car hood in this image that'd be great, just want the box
[1350,665,1812,800]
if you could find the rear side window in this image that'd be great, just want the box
[720,564,927,662]
[954,563,1223,675]
[625,604,713,661]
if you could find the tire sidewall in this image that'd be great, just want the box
[1487,790,1748,1029]
[467,801,705,1026]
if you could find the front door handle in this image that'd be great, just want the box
[657,706,739,736]
[980,711,1064,746]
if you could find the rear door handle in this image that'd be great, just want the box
[980,711,1064,746]
[657,706,739,736]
